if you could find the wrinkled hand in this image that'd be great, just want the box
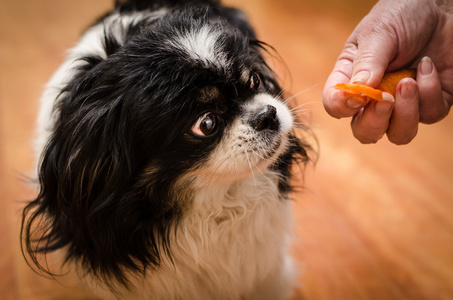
[322,0,453,144]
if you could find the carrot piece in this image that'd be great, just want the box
[376,69,416,96]
[335,82,384,102]
[335,69,416,102]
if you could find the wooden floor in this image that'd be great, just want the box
[1,0,453,299]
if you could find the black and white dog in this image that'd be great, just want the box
[21,0,311,299]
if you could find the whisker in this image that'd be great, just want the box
[245,152,257,187]
[283,85,319,104]
[292,124,311,130]
[276,89,285,99]
[250,148,267,161]
[251,153,278,189]
[283,91,307,105]
[289,102,322,112]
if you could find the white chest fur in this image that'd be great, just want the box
[91,171,296,300]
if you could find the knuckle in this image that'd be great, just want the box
[419,108,449,124]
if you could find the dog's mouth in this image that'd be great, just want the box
[244,125,283,157]
[243,128,287,170]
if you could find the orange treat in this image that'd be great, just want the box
[335,69,416,103]
[335,82,383,102]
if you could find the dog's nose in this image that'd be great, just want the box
[250,105,279,131]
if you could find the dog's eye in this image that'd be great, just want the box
[191,112,219,137]
[250,73,261,90]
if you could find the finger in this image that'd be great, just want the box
[386,79,419,145]
[322,53,367,119]
[351,96,395,144]
[417,56,450,124]
[349,18,398,87]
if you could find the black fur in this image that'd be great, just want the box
[21,0,311,290]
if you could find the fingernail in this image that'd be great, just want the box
[351,71,371,84]
[401,80,417,99]
[347,97,365,109]
[375,100,394,116]
[382,92,395,103]
[419,56,433,75]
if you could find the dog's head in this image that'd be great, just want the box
[22,4,310,288]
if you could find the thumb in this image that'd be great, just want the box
[349,20,398,87]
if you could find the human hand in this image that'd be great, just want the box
[322,0,453,144]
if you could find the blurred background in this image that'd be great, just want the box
[1,0,452,299]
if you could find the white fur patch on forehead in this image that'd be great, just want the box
[169,25,228,69]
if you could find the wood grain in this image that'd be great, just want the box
[1,0,452,299]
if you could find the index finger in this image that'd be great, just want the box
[322,52,365,118]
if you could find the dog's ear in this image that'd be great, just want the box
[22,90,136,281]
[21,58,180,287]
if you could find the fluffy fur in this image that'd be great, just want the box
[21,0,311,299]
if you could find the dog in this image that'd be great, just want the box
[21,0,311,299]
